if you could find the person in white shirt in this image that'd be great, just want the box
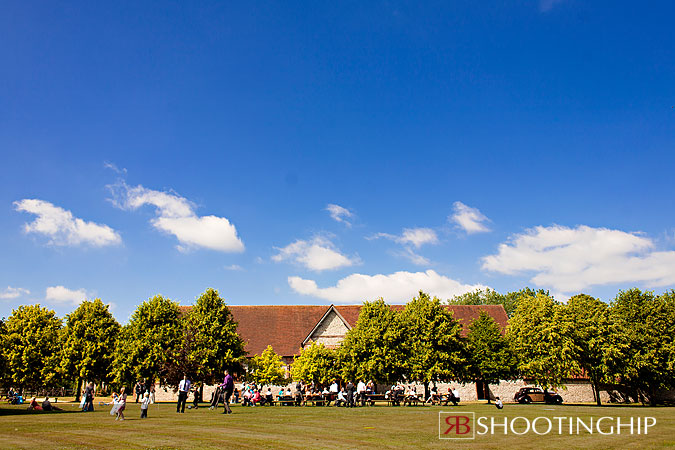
[177,375,191,413]
[140,392,150,418]
[495,397,503,410]
[336,389,347,407]
[329,381,338,393]
[356,380,366,406]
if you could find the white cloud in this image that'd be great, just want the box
[224,264,244,271]
[289,269,487,303]
[395,248,431,266]
[0,286,30,300]
[45,285,88,306]
[103,161,127,175]
[370,228,439,248]
[14,199,122,247]
[326,204,354,227]
[368,227,438,265]
[273,236,357,272]
[108,182,244,253]
[450,201,491,234]
[482,224,675,293]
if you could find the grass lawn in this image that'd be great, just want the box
[0,401,673,449]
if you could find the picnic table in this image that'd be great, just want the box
[275,395,298,406]
[364,393,391,406]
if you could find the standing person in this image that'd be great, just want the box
[149,384,156,404]
[220,369,234,415]
[83,382,95,412]
[346,381,354,407]
[357,380,366,406]
[116,387,127,420]
[177,374,191,413]
[135,381,142,403]
[140,392,150,418]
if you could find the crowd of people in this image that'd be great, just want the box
[6,373,486,419]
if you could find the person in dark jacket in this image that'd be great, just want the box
[346,381,355,407]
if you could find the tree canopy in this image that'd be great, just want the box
[609,288,675,405]
[176,288,245,386]
[290,342,337,386]
[400,291,466,383]
[466,310,516,398]
[338,298,405,384]
[507,292,578,388]
[61,299,120,389]
[3,305,62,389]
[112,294,182,388]
[250,345,287,386]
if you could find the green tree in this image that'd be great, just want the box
[610,289,675,405]
[61,299,120,400]
[507,293,578,388]
[0,318,7,385]
[449,287,549,318]
[290,342,338,386]
[563,294,614,406]
[112,295,182,389]
[400,291,467,393]
[338,298,405,384]
[465,310,517,403]
[3,305,62,390]
[250,345,287,386]
[173,288,246,387]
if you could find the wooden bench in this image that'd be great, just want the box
[365,394,393,406]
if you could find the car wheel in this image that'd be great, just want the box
[555,397,562,405]
[523,396,532,404]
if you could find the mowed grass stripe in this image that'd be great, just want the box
[0,402,673,449]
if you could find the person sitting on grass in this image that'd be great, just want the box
[495,397,503,410]
[42,397,62,411]
[27,397,42,411]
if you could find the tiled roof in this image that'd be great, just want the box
[181,304,508,357]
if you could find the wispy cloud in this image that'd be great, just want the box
[482,224,675,293]
[0,286,30,300]
[14,199,122,247]
[108,181,244,253]
[273,236,359,272]
[450,201,491,234]
[103,161,127,175]
[368,227,438,266]
[289,269,487,303]
[224,264,244,271]
[325,204,354,227]
[45,285,88,306]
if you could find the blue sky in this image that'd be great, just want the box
[1,0,674,321]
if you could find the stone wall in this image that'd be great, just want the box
[307,310,350,348]
[149,379,644,404]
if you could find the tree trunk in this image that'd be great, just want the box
[485,381,491,404]
[424,381,429,402]
[75,378,82,402]
[593,380,601,406]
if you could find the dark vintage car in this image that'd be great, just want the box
[514,387,563,404]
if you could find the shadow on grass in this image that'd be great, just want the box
[0,407,83,416]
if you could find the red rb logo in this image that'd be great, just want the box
[439,412,475,440]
